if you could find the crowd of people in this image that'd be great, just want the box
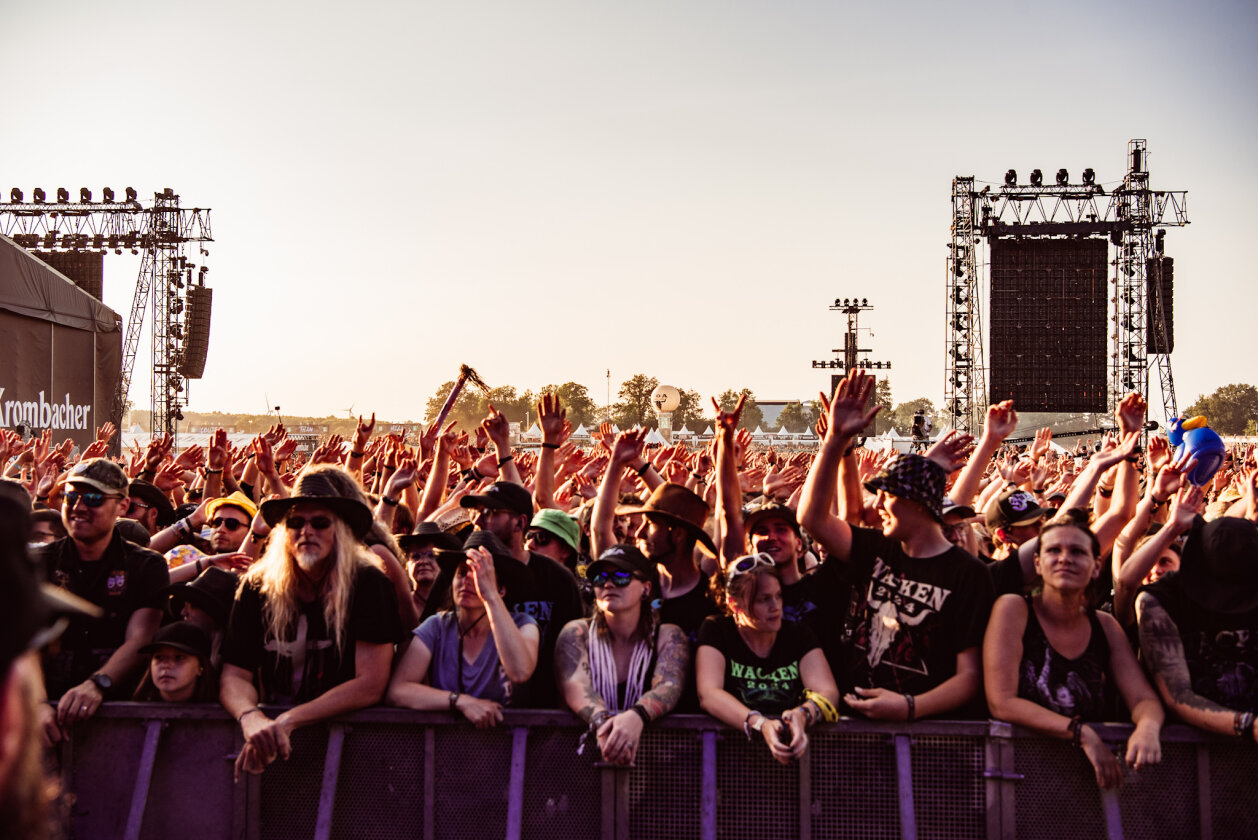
[3,369,1257,835]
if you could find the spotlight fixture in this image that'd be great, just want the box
[80,187,92,202]
[1056,169,1069,185]
[103,187,115,202]
[33,187,46,203]
[1004,169,1017,186]
[9,188,21,202]
[1082,168,1095,185]
[125,187,138,203]
[1030,169,1043,186]
[56,187,69,203]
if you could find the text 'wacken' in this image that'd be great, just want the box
[0,388,92,430]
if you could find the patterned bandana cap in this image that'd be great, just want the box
[863,454,946,522]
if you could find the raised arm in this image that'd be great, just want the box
[591,429,644,558]
[952,401,1017,506]
[482,405,524,488]
[712,394,747,567]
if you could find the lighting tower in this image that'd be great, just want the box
[811,298,891,394]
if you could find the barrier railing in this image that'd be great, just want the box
[60,704,1255,840]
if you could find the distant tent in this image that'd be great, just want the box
[644,428,668,446]
[751,426,768,437]
[570,423,590,439]
[701,425,714,437]
[521,422,542,439]
[674,425,694,438]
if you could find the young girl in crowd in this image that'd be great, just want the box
[696,555,839,765]
[983,513,1164,789]
[133,621,218,703]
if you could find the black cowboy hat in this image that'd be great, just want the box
[166,567,239,629]
[398,521,463,554]
[259,470,374,539]
[434,530,531,601]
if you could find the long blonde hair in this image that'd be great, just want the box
[244,515,374,656]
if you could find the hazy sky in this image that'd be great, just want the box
[3,0,1255,424]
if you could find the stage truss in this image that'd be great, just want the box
[945,140,1187,433]
[0,188,213,441]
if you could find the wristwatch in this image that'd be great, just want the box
[89,673,112,694]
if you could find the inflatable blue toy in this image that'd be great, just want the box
[1166,416,1226,487]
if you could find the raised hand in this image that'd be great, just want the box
[1029,427,1052,462]
[352,413,375,455]
[1115,392,1147,436]
[537,393,568,446]
[825,370,879,441]
[925,430,975,473]
[983,400,1018,442]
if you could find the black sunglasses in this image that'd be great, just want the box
[210,517,248,531]
[64,490,121,509]
[286,515,333,532]
[589,568,639,589]
[526,529,555,546]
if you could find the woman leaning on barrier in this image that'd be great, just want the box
[554,545,689,765]
[983,512,1164,789]
[387,533,539,727]
[695,555,840,765]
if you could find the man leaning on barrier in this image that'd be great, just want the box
[219,467,402,780]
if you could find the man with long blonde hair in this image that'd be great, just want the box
[219,467,402,780]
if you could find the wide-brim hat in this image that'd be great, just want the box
[128,479,175,524]
[166,567,239,628]
[398,521,463,554]
[616,483,717,557]
[435,530,530,600]
[743,501,801,537]
[1175,515,1258,615]
[864,454,946,522]
[459,481,534,519]
[259,471,374,538]
[139,620,212,659]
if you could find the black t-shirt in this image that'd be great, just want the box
[1141,575,1258,712]
[839,528,995,710]
[1018,598,1111,720]
[659,573,719,713]
[221,563,402,705]
[516,551,584,708]
[781,562,853,680]
[697,615,819,716]
[984,553,1026,598]
[37,531,170,699]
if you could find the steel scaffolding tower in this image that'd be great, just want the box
[945,177,983,434]
[1,188,213,442]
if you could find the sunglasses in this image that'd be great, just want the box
[210,517,248,531]
[588,568,640,589]
[726,553,774,583]
[525,529,554,547]
[286,515,333,532]
[126,499,154,512]
[64,490,122,509]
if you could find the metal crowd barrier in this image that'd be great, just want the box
[60,704,1256,840]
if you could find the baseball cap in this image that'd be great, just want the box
[66,458,130,496]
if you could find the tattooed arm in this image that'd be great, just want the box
[634,624,690,721]
[555,619,608,725]
[1137,592,1252,738]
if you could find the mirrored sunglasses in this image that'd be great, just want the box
[589,568,639,589]
[726,552,774,584]
[64,490,121,509]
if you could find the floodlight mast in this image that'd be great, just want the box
[0,187,213,445]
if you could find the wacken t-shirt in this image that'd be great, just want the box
[838,528,994,711]
[697,615,820,716]
[222,564,402,705]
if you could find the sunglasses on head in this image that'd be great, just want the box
[726,552,774,584]
[210,517,247,531]
[588,568,640,589]
[64,490,121,509]
[286,515,333,532]
[526,529,555,546]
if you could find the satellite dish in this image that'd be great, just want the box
[650,385,681,413]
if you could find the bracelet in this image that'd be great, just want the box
[498,455,514,468]
[691,471,704,482]
[541,442,560,450]
[350,450,365,458]
[630,704,651,726]
[468,466,484,480]
[803,690,839,723]
[449,692,460,712]
[178,517,193,537]
[1234,710,1255,739]
[194,558,203,575]
[904,693,916,722]
[1097,487,1114,498]
[237,706,262,723]
[204,467,222,474]
[591,710,611,729]
[1068,715,1084,747]
[250,530,267,541]
[1150,494,1168,509]
[381,495,400,506]
[635,462,651,477]
[743,711,761,741]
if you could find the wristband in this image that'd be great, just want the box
[1150,494,1168,509]
[634,462,651,477]
[498,455,514,468]
[1068,715,1084,747]
[195,558,203,575]
[238,706,262,723]
[204,467,222,474]
[904,693,916,722]
[1235,710,1255,739]
[803,690,839,723]
[251,530,267,541]
[381,495,400,506]
[541,442,560,450]
[1097,487,1114,498]
[630,704,651,726]
[350,450,365,458]
[743,711,763,740]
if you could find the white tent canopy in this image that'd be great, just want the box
[521,422,542,439]
[570,423,590,439]
[644,428,668,445]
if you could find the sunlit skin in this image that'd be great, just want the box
[62,488,127,545]
[1033,527,1101,591]
[592,573,650,616]
[873,490,924,543]
[731,574,784,635]
[404,546,439,591]
[1141,549,1180,586]
[149,647,202,702]
[749,519,802,568]
[285,503,336,572]
[634,517,676,563]
[209,507,251,552]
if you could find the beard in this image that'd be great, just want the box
[292,544,327,571]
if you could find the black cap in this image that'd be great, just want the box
[140,621,212,659]
[460,481,534,519]
[398,521,463,554]
[167,567,239,629]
